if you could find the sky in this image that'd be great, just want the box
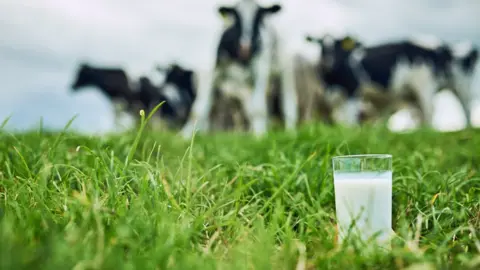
[0,0,479,134]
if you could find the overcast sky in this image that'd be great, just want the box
[0,0,479,134]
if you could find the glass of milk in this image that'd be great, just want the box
[332,154,393,246]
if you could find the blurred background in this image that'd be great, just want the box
[1,0,479,134]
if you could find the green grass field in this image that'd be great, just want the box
[0,114,479,269]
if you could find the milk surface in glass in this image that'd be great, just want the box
[334,171,392,243]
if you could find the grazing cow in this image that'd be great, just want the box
[71,63,188,129]
[70,63,136,126]
[180,0,298,139]
[132,76,184,128]
[305,34,477,127]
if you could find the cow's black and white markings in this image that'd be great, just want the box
[155,63,198,126]
[180,0,298,139]
[305,34,477,127]
[305,34,367,125]
[70,63,137,126]
[71,62,198,129]
[132,76,183,128]
[71,63,134,102]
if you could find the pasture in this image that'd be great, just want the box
[0,111,479,270]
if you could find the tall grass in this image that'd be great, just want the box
[0,115,479,269]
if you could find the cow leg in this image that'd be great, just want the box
[302,67,318,124]
[180,69,216,139]
[408,65,437,127]
[360,84,396,123]
[412,86,435,127]
[329,89,362,126]
[112,100,127,130]
[456,90,472,127]
[248,54,272,137]
[279,53,299,131]
[344,97,362,126]
[451,72,473,127]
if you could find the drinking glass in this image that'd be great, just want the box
[332,154,393,245]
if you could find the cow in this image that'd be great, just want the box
[305,34,374,126]
[132,76,185,129]
[202,53,331,132]
[70,63,137,126]
[70,63,186,129]
[179,0,298,139]
[305,34,478,128]
[155,63,197,127]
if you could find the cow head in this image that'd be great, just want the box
[306,34,363,73]
[156,63,196,99]
[217,0,282,62]
[160,64,191,86]
[71,63,93,91]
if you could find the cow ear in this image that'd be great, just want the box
[470,47,478,62]
[79,62,90,69]
[263,4,281,14]
[461,47,478,70]
[170,64,184,76]
[341,36,359,51]
[218,6,235,25]
[218,6,234,17]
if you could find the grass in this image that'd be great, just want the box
[0,111,479,269]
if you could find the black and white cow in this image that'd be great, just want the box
[70,63,137,125]
[155,63,197,126]
[305,34,366,125]
[305,34,478,127]
[132,76,182,127]
[179,0,298,139]
[71,63,190,128]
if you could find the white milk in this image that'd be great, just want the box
[334,171,392,245]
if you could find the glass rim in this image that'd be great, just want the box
[332,154,392,160]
